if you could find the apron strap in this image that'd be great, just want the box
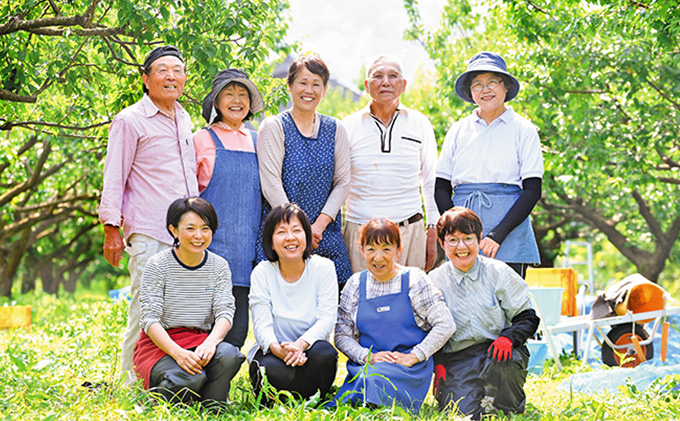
[250,129,258,148]
[207,127,226,150]
[400,270,410,293]
[359,270,368,301]
[463,190,492,218]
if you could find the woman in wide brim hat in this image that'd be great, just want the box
[434,51,544,279]
[193,68,265,350]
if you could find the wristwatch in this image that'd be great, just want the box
[426,224,436,230]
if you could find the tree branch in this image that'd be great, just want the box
[0,118,111,132]
[0,14,90,36]
[647,80,680,111]
[525,0,548,14]
[631,189,664,241]
[26,26,129,37]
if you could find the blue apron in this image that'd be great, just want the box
[333,270,433,413]
[454,182,540,264]
[256,111,352,283]
[200,128,261,287]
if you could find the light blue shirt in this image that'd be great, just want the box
[428,256,533,352]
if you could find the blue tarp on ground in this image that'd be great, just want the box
[529,314,680,393]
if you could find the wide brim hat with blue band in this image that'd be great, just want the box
[201,69,264,124]
[454,52,520,104]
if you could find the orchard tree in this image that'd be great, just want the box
[0,0,292,297]
[405,0,680,282]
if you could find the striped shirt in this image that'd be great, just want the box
[428,256,533,353]
[335,267,455,363]
[139,248,234,333]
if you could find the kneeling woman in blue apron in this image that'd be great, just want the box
[248,204,339,402]
[428,207,539,419]
[332,218,455,413]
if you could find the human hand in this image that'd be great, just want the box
[487,336,512,362]
[103,225,125,267]
[310,214,332,250]
[172,348,203,375]
[281,340,308,366]
[367,351,398,365]
[425,228,437,271]
[480,237,500,259]
[392,351,419,367]
[194,342,217,366]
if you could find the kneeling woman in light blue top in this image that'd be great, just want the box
[248,204,338,402]
[332,218,455,413]
[133,197,244,405]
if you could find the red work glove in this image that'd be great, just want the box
[487,336,513,362]
[433,364,446,396]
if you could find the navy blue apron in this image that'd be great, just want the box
[200,128,261,287]
[256,111,352,283]
[333,270,433,413]
[454,182,540,264]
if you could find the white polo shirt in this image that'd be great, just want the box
[343,103,439,225]
[437,106,544,188]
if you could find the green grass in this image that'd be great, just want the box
[2,292,680,420]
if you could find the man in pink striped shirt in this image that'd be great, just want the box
[98,45,199,385]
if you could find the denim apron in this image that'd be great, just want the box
[257,111,352,283]
[200,128,261,287]
[333,270,433,413]
[453,183,540,264]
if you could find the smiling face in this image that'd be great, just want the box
[169,211,212,260]
[441,230,479,273]
[288,66,326,114]
[365,60,406,107]
[470,72,507,118]
[272,216,307,263]
[361,241,402,282]
[216,83,250,128]
[142,56,186,106]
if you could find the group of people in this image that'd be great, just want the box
[98,45,543,419]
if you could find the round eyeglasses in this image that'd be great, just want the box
[444,235,477,247]
[470,80,502,92]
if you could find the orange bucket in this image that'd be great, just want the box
[614,276,665,324]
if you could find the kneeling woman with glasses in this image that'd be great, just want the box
[428,207,539,419]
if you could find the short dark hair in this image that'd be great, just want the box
[287,54,330,87]
[436,207,483,243]
[262,203,313,262]
[360,218,401,249]
[214,81,254,123]
[462,71,512,102]
[166,197,218,247]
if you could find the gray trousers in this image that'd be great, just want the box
[149,342,244,404]
[434,341,529,420]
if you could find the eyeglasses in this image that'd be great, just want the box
[444,235,477,247]
[470,80,502,92]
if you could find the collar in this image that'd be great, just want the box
[473,105,515,125]
[212,121,249,135]
[360,102,409,119]
[450,258,481,285]
[141,93,183,119]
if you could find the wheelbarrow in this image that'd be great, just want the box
[528,271,678,370]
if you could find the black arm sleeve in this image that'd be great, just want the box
[435,177,454,215]
[486,177,542,245]
[499,308,540,347]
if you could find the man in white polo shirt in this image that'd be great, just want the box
[342,55,439,272]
